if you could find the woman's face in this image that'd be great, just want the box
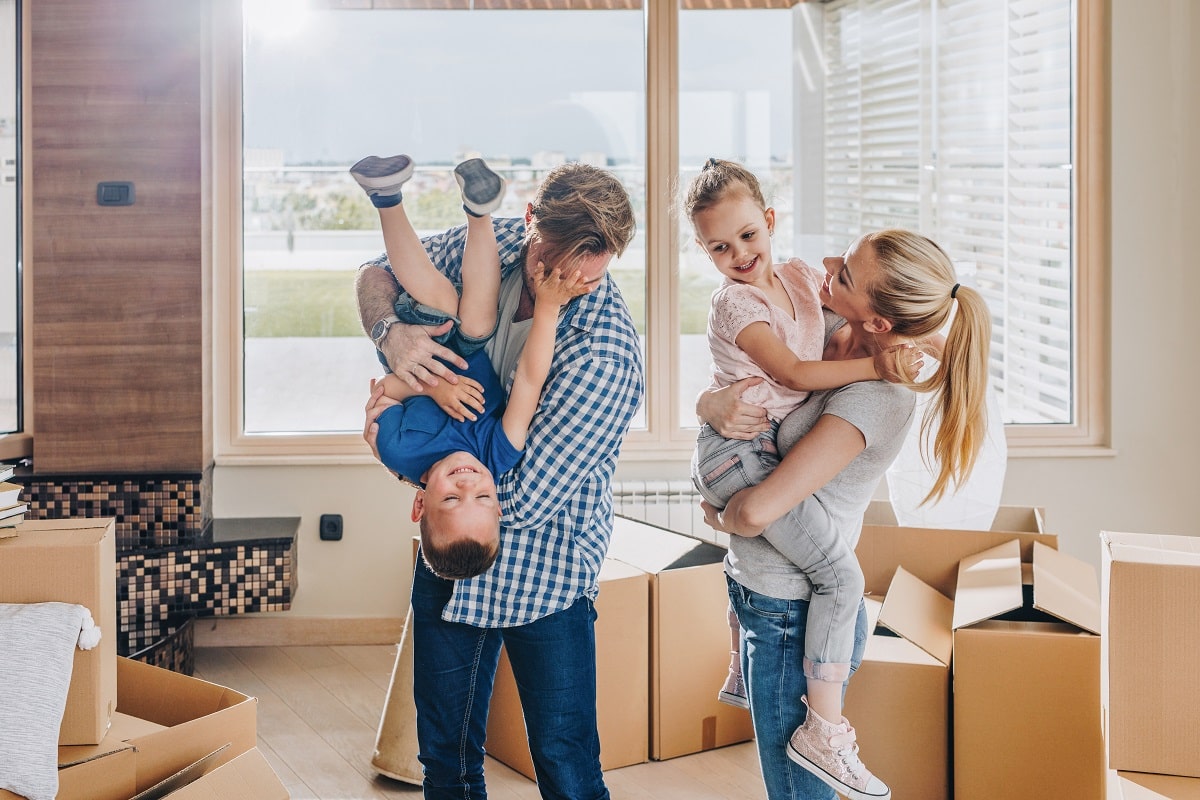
[821,236,879,325]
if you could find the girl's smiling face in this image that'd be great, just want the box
[692,192,776,288]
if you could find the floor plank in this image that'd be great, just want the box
[195,645,764,799]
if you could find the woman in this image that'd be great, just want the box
[699,228,992,800]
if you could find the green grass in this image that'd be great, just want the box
[243,269,713,338]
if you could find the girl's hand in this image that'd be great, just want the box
[874,343,924,384]
[534,261,591,308]
[428,375,486,422]
[696,377,771,440]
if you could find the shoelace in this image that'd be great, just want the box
[828,725,868,781]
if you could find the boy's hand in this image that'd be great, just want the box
[428,375,486,422]
[874,343,924,384]
[534,261,591,308]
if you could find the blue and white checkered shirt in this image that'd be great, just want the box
[367,217,645,627]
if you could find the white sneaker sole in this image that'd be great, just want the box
[785,742,891,800]
[718,690,750,710]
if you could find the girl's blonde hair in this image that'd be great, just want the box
[861,229,993,505]
[682,158,767,223]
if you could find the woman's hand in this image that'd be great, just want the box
[378,320,466,392]
[696,377,771,440]
[701,498,765,537]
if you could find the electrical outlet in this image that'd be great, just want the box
[319,513,343,541]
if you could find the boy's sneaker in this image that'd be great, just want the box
[350,154,414,208]
[454,158,506,217]
[786,696,890,800]
[718,656,750,709]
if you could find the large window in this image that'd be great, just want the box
[0,0,22,459]
[216,0,1106,461]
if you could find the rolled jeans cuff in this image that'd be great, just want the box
[804,657,851,684]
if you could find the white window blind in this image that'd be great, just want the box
[822,0,1074,425]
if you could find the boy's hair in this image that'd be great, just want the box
[419,516,500,580]
[683,157,768,223]
[525,162,636,269]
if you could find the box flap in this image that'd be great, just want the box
[1102,531,1200,567]
[877,567,953,665]
[1114,771,1200,799]
[159,748,290,800]
[10,518,116,533]
[952,539,1023,630]
[1031,541,1100,634]
[0,526,16,539]
[130,744,230,800]
[608,516,726,573]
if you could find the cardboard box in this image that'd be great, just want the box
[485,559,650,779]
[1102,531,1200,779]
[155,748,289,800]
[951,539,1103,800]
[34,657,258,799]
[857,500,1052,598]
[845,578,953,800]
[0,518,118,744]
[1112,771,1200,800]
[606,516,753,760]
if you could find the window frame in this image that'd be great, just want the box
[212,0,1110,465]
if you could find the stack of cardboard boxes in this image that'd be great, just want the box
[487,505,1107,799]
[0,519,288,800]
[1103,532,1200,800]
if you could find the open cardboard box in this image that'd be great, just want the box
[4,657,260,800]
[0,518,118,744]
[485,558,650,779]
[950,539,1103,800]
[1102,530,1200,779]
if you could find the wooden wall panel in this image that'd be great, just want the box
[30,0,212,473]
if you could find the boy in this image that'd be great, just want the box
[352,155,588,580]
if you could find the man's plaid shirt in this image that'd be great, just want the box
[367,217,645,627]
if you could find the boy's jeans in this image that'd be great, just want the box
[410,558,609,800]
[728,576,869,800]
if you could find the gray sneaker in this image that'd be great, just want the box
[786,696,890,800]
[350,154,414,208]
[454,158,506,217]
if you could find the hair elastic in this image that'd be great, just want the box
[704,157,720,170]
[950,283,960,299]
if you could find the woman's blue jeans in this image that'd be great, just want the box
[411,558,609,800]
[728,576,869,800]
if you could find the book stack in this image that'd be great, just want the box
[0,463,26,531]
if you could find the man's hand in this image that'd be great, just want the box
[363,377,401,465]
[379,320,466,393]
[428,375,486,422]
[696,377,771,440]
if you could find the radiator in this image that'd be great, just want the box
[611,479,727,547]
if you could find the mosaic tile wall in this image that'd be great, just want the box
[121,615,196,676]
[118,539,296,642]
[17,469,213,552]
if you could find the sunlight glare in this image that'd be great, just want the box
[243,0,313,44]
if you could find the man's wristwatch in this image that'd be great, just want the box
[370,314,400,347]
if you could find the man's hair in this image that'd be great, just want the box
[419,516,500,580]
[526,162,636,269]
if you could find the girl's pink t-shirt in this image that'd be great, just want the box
[705,258,826,423]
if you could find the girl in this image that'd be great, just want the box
[686,159,918,800]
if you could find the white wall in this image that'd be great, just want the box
[214,0,1200,620]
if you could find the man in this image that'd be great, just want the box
[360,162,644,800]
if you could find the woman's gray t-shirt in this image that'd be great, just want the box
[724,312,917,601]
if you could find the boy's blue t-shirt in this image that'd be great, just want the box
[374,349,522,486]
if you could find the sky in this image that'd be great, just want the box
[243,6,795,167]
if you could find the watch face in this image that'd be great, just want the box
[371,319,388,342]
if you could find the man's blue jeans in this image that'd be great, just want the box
[728,576,869,800]
[411,558,609,800]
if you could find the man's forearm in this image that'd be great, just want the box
[356,263,400,336]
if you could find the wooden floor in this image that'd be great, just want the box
[194,645,765,800]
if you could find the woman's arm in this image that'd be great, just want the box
[702,413,866,535]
